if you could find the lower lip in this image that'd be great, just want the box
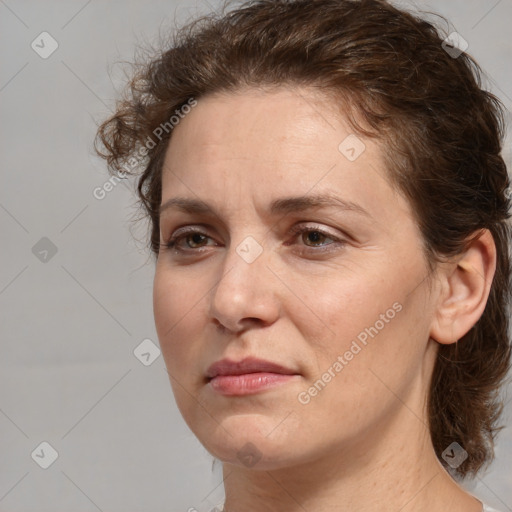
[208,372,298,395]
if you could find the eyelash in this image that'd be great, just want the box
[162,224,346,255]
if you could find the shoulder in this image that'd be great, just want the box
[208,502,504,512]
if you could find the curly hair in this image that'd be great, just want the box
[95,0,512,478]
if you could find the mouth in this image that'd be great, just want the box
[206,357,300,396]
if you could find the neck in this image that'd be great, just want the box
[220,399,481,512]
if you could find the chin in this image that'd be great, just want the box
[205,440,309,471]
[190,414,316,471]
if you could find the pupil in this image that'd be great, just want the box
[307,231,322,244]
[191,234,205,246]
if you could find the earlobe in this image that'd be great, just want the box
[429,229,496,345]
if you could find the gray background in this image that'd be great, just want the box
[1,0,511,511]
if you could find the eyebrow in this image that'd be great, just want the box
[159,193,372,219]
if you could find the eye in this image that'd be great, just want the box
[161,224,346,256]
[294,227,333,246]
[163,227,216,253]
[287,224,346,253]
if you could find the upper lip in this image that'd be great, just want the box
[206,357,298,379]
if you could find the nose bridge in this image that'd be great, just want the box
[209,230,279,330]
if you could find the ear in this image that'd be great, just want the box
[429,229,497,345]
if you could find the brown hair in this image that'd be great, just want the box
[95,0,512,478]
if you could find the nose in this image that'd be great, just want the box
[208,235,281,333]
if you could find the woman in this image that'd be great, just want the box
[95,0,511,510]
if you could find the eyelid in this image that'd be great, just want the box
[171,224,212,238]
[287,223,342,241]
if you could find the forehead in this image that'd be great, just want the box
[163,86,367,175]
[159,86,407,224]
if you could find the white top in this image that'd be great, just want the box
[483,505,504,512]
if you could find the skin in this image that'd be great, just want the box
[152,86,496,512]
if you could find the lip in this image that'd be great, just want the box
[206,357,300,396]
[206,357,297,378]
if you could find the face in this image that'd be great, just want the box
[153,87,439,470]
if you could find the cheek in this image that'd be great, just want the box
[153,266,205,370]
[291,258,427,388]
[292,304,422,441]
[153,266,211,422]
[286,266,397,355]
